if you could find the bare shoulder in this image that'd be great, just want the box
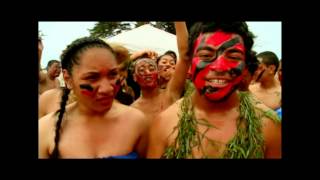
[39,88,62,118]
[39,88,62,101]
[260,115,282,158]
[116,102,147,125]
[130,97,142,109]
[252,96,280,123]
[39,71,47,83]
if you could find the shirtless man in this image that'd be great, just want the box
[147,22,281,159]
[249,51,281,110]
[38,39,61,94]
[130,22,190,122]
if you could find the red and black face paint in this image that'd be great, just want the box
[191,31,246,102]
[192,37,242,80]
[80,84,95,97]
[135,59,159,88]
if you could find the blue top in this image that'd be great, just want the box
[275,107,282,121]
[102,152,139,159]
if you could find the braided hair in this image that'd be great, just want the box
[49,37,115,158]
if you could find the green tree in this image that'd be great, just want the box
[135,21,150,28]
[154,22,175,34]
[89,21,178,39]
[89,22,131,38]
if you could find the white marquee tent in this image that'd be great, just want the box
[102,24,179,57]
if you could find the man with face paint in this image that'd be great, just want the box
[39,38,62,95]
[129,22,191,156]
[147,22,281,158]
[249,51,281,111]
[130,22,190,123]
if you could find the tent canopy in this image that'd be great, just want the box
[103,24,179,58]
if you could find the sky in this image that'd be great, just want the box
[38,21,281,69]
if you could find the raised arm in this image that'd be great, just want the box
[166,22,191,102]
[129,49,158,61]
[38,38,46,82]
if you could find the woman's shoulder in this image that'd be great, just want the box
[115,102,146,119]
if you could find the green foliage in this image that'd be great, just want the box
[88,22,131,38]
[154,22,175,34]
[89,21,176,38]
[162,90,265,159]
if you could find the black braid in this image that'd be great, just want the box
[49,87,70,159]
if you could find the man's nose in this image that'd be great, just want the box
[209,56,230,72]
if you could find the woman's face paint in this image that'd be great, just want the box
[191,31,246,102]
[135,58,159,88]
[80,84,95,97]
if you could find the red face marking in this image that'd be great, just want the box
[135,59,159,88]
[80,89,94,97]
[136,72,158,88]
[191,31,246,101]
[205,31,233,47]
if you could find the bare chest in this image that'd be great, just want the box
[134,96,169,120]
[167,111,239,158]
[253,90,281,110]
[57,121,138,158]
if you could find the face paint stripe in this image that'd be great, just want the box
[217,37,240,56]
[80,84,94,91]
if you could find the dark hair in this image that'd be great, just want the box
[247,51,259,75]
[49,37,115,158]
[188,22,255,67]
[256,51,279,74]
[46,60,60,71]
[156,50,177,65]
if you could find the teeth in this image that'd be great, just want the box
[208,79,227,84]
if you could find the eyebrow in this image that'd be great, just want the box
[196,46,215,53]
[217,37,241,54]
[227,49,244,55]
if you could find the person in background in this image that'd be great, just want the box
[249,51,281,111]
[39,38,61,95]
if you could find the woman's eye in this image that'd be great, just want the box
[84,76,98,81]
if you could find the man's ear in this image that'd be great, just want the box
[268,65,276,74]
[63,69,73,89]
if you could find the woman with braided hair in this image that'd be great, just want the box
[38,43,135,118]
[39,37,148,159]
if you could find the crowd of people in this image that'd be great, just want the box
[38,22,282,159]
